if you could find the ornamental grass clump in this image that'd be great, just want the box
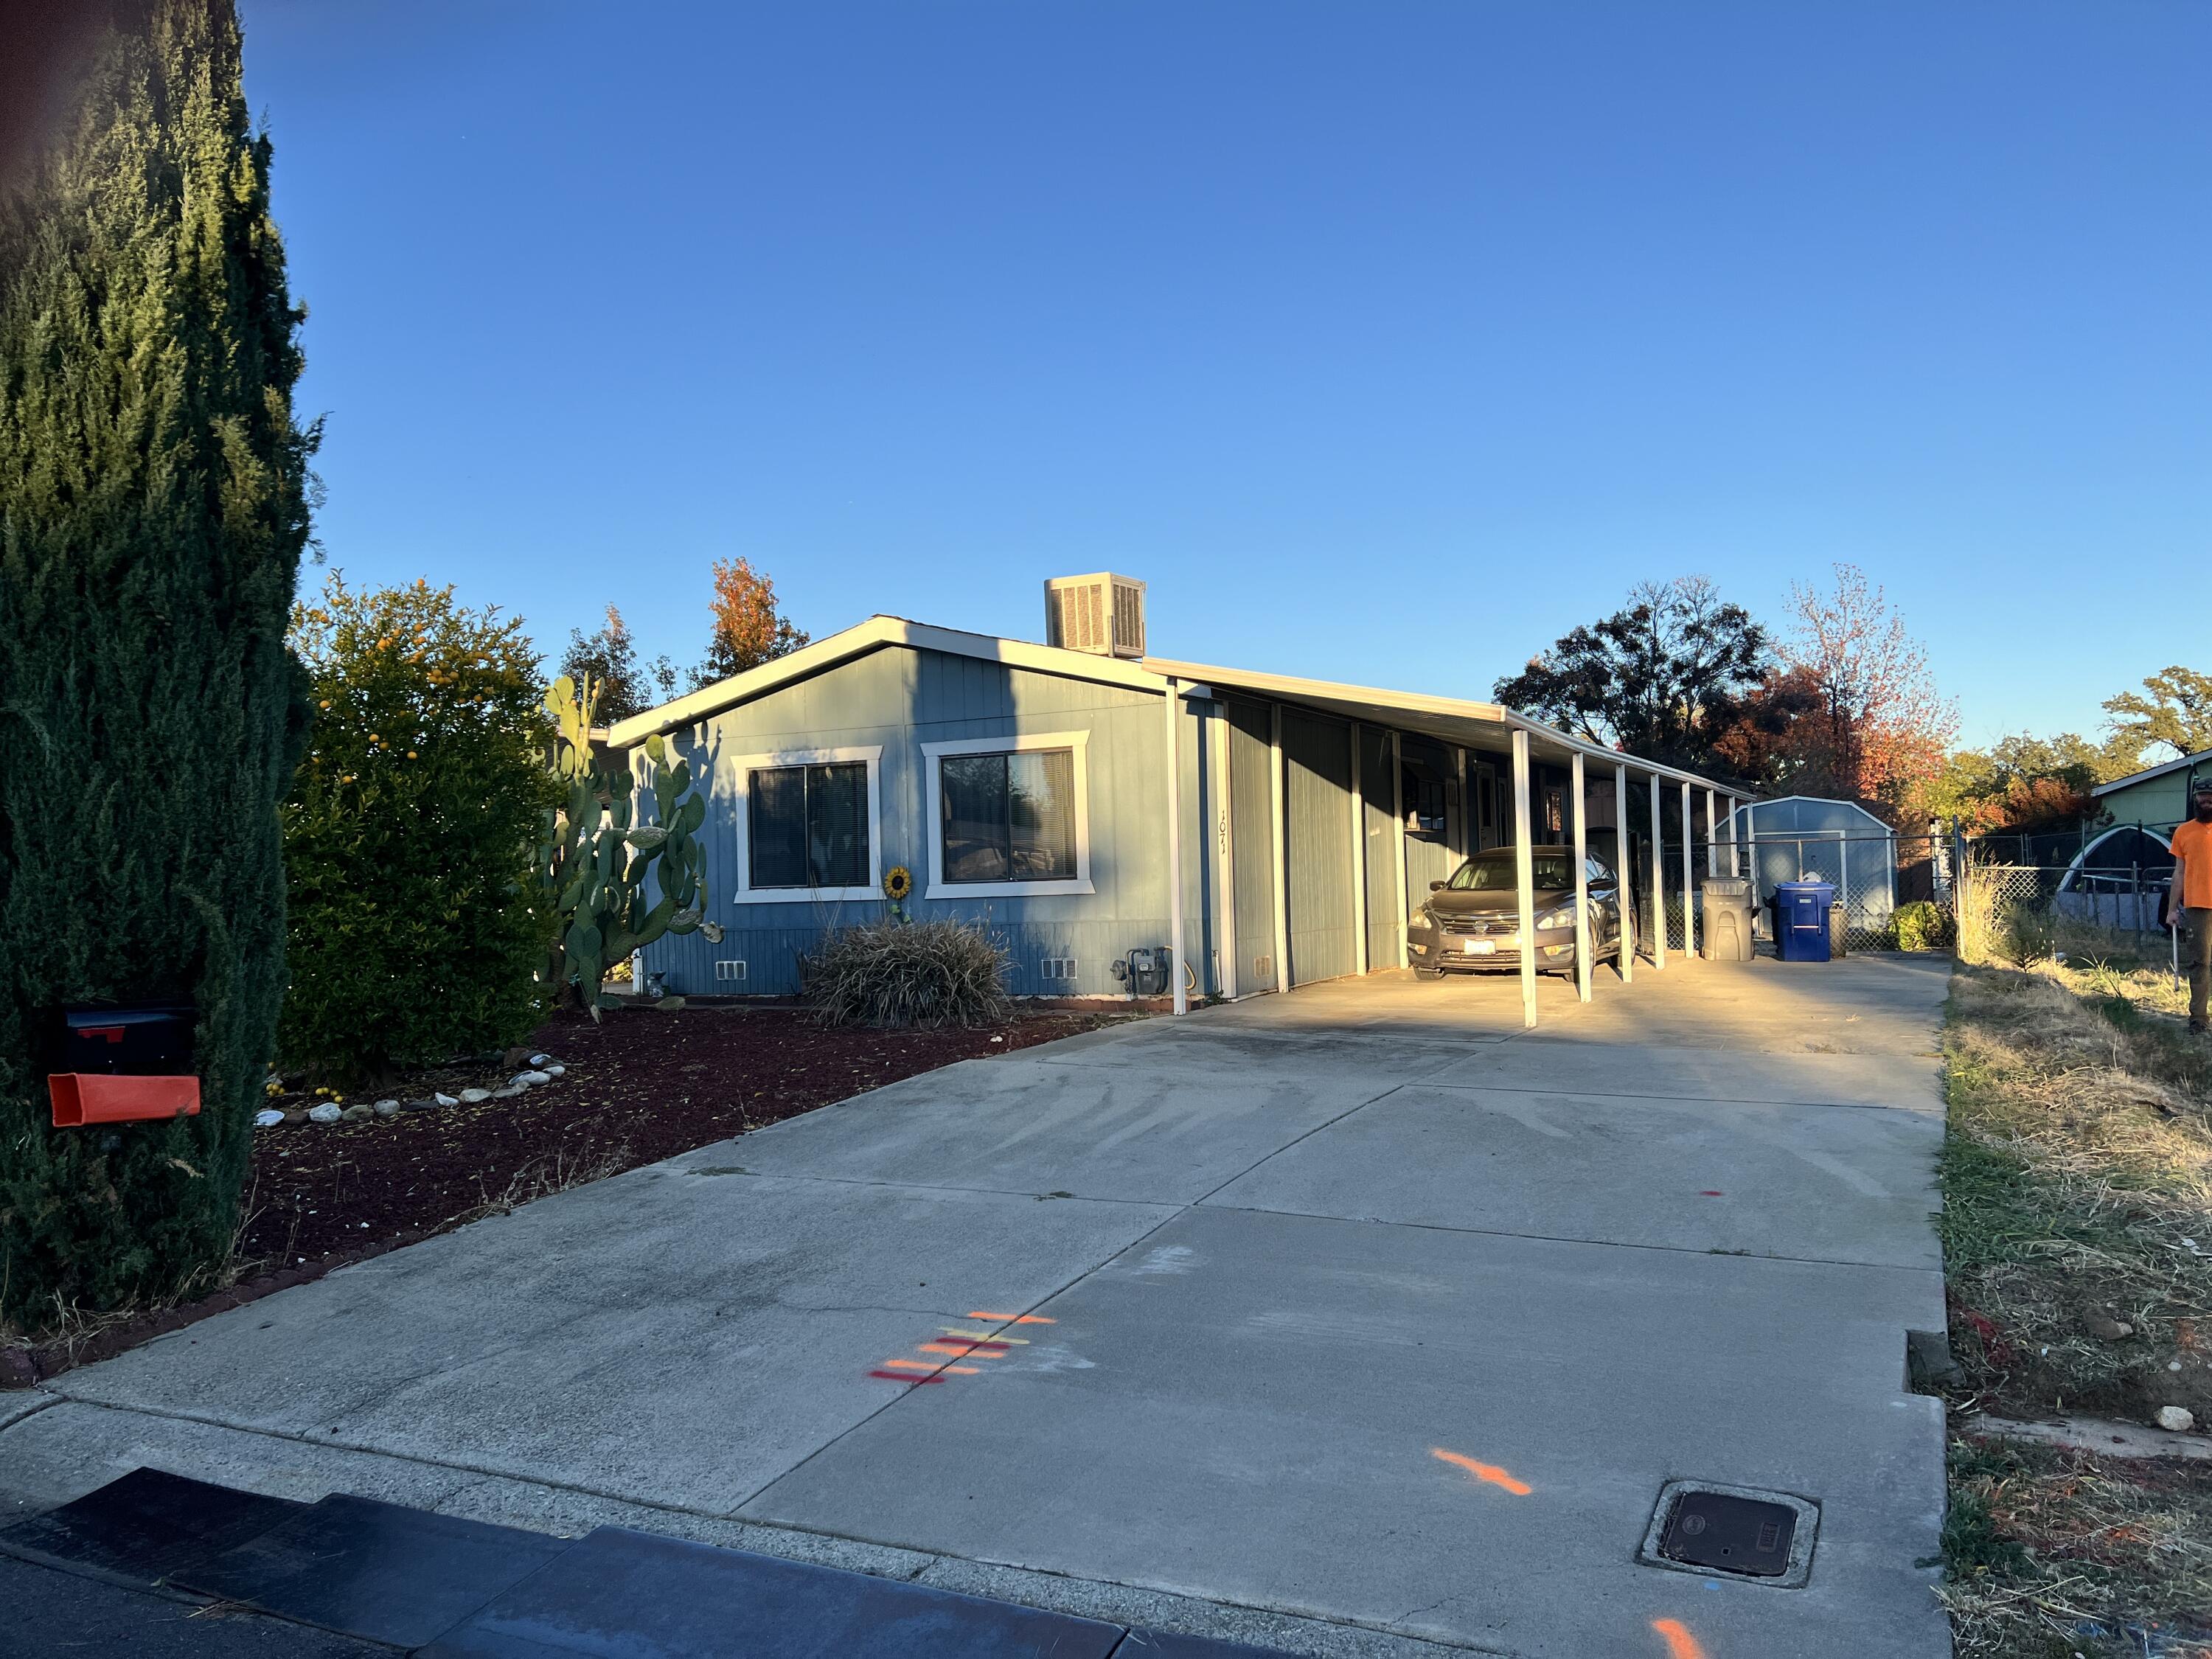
[804,920,1012,1029]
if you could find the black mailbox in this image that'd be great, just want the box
[44,1004,201,1127]
[56,1005,196,1076]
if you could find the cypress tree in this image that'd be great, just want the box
[0,0,316,1326]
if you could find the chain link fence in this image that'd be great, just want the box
[1620,818,2179,964]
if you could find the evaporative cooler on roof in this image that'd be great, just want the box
[1043,573,1146,660]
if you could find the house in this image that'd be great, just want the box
[605,575,1750,1026]
[2091,747,2208,836]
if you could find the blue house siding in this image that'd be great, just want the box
[1225,698,1279,994]
[634,644,1194,1000]
[1282,709,1356,984]
[1359,726,1398,969]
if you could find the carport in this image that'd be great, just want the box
[1151,658,1750,1027]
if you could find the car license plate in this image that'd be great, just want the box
[1464,938,1495,954]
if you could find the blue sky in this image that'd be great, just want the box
[240,1,2208,748]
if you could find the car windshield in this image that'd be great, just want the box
[1447,852,1571,892]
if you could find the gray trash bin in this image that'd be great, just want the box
[1700,876,1756,962]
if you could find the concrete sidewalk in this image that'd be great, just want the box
[0,953,1955,1659]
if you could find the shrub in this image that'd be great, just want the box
[1892,900,1952,952]
[804,920,1012,1029]
[0,1,316,1326]
[280,575,554,1084]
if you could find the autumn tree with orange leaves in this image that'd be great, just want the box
[698,557,809,685]
[1772,563,1956,821]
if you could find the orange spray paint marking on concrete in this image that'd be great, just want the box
[920,1342,1006,1358]
[1651,1618,1706,1659]
[879,1357,979,1375]
[1430,1447,1532,1495]
[942,1329,1028,1343]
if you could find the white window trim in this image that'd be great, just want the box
[731,744,884,905]
[920,730,1094,899]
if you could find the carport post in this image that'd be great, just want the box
[1269,704,1290,991]
[1348,723,1368,975]
[1164,678,1186,1017]
[1613,762,1633,983]
[1745,806,1760,933]
[1571,753,1591,1004]
[1705,789,1718,875]
[1391,731,1410,968]
[1455,748,1470,857]
[1512,730,1537,1029]
[1648,771,1666,969]
[1680,780,1697,959]
[1210,711,1237,999]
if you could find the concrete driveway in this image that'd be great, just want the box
[0,955,1954,1659]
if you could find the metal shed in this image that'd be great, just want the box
[1724,796,1897,941]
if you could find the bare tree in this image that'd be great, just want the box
[1778,564,1956,815]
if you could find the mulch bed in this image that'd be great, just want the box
[2,1004,1133,1388]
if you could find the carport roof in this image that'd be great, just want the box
[1144,654,1740,794]
[605,613,1741,796]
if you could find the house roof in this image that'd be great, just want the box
[608,613,1745,796]
[604,616,1159,748]
[2092,747,2212,797]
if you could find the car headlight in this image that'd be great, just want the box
[1534,908,1574,931]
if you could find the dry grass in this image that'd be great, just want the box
[461,1138,633,1225]
[1942,920,2212,1655]
[802,918,1014,1029]
[1942,961,2212,1424]
[1942,1436,2212,1658]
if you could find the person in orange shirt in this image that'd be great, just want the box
[2169,780,2212,1034]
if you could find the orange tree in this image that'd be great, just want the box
[280,576,554,1085]
[698,557,809,684]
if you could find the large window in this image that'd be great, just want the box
[939,748,1077,883]
[748,761,868,889]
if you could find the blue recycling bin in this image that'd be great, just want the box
[1773,880,1837,962]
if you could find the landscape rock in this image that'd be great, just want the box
[2084,1312,2134,1341]
[459,1088,492,1104]
[341,1103,374,1122]
[502,1045,535,1071]
[283,1110,310,1126]
[529,1052,553,1067]
[254,1108,285,1129]
[434,1092,459,1107]
[401,1097,442,1113]
[544,1063,566,1077]
[372,1099,401,1119]
[490,1084,525,1099]
[517,1069,553,1087]
[307,1103,341,1125]
[2157,1406,2197,1433]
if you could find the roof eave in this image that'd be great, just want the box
[1146,655,1742,796]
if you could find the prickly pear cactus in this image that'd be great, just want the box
[539,675,723,1014]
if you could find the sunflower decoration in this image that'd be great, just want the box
[883,866,913,902]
